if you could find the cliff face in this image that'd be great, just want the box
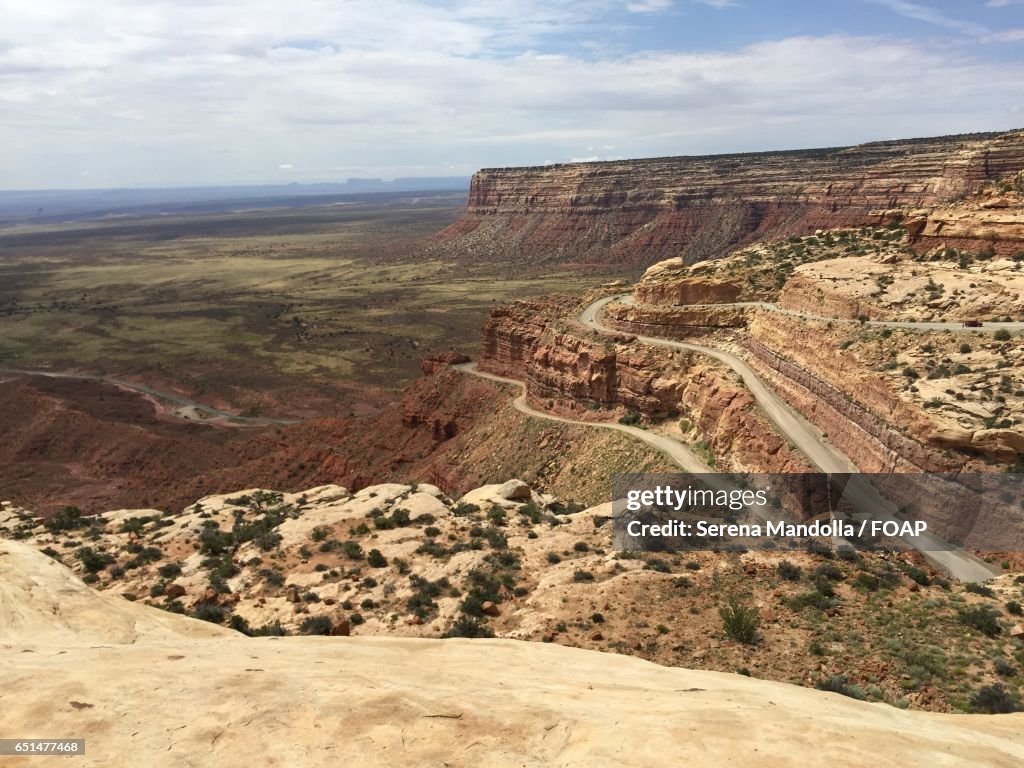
[436,130,1024,265]
[478,299,811,474]
[907,181,1024,256]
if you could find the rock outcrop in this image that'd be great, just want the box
[436,130,1024,265]
[478,300,811,474]
[4,538,1022,768]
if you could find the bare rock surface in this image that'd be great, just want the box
[2,538,1023,768]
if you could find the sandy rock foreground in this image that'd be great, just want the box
[1,539,1022,768]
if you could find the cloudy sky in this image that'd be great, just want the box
[2,0,1023,189]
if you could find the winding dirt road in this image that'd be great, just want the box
[460,295,999,582]
[651,298,1024,335]
[0,367,300,426]
[454,362,710,473]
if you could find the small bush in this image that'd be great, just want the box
[719,598,760,644]
[573,569,595,582]
[299,615,333,635]
[157,562,183,579]
[191,602,227,624]
[994,329,1011,342]
[965,582,994,598]
[777,560,802,581]
[251,621,288,637]
[546,552,561,565]
[444,616,495,638]
[367,549,388,568]
[1006,600,1022,616]
[814,562,844,581]
[815,675,866,700]
[340,540,364,560]
[972,683,1021,714]
[958,605,1002,637]
[618,411,642,426]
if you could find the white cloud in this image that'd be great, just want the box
[626,0,672,12]
[0,0,1021,188]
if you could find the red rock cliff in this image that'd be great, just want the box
[436,130,1024,265]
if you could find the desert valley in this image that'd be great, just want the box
[3,127,1024,765]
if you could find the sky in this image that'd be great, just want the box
[2,0,1024,190]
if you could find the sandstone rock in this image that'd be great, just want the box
[496,480,532,501]
[481,601,501,618]
[285,586,301,604]
[199,588,218,604]
[164,583,186,600]
[330,619,351,637]
[421,351,471,376]
[1010,624,1024,638]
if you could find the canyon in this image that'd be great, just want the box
[436,130,1024,265]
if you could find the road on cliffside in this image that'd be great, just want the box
[580,295,999,583]
[634,297,1024,335]
[454,362,710,474]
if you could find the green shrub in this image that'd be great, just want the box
[958,605,1002,637]
[340,540,364,560]
[815,675,866,700]
[972,683,1021,714]
[618,411,642,426]
[719,598,760,644]
[76,546,113,574]
[367,549,388,568]
[814,562,844,581]
[777,560,802,581]
[157,562,183,579]
[191,602,227,624]
[44,506,86,533]
[573,569,595,582]
[965,582,994,598]
[299,615,333,635]
[443,616,495,638]
[251,621,288,637]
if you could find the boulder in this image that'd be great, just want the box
[497,480,532,501]
[481,601,501,618]
[330,620,351,637]
[164,583,187,600]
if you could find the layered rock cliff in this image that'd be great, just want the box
[436,130,1024,265]
[478,297,811,474]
